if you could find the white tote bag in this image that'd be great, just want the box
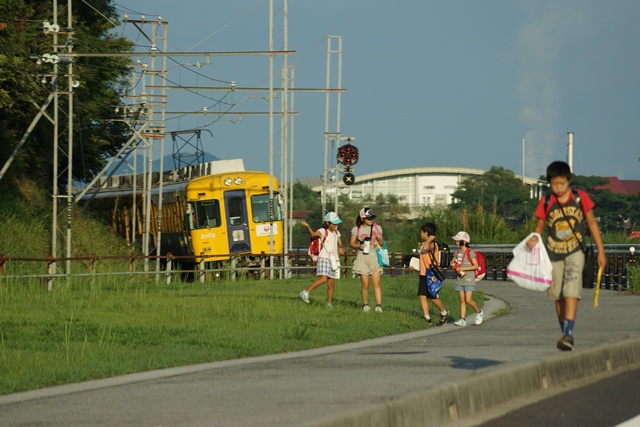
[507,232,553,291]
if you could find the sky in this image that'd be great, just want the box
[109,0,640,182]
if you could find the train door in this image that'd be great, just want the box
[224,190,251,253]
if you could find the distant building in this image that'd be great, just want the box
[300,167,542,210]
[597,177,640,196]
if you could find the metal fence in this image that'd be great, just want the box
[0,244,637,290]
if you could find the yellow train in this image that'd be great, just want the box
[184,171,283,263]
[83,167,283,270]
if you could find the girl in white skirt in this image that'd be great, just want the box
[349,207,384,313]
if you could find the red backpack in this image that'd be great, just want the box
[465,249,487,282]
[308,230,328,262]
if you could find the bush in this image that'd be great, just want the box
[627,264,640,293]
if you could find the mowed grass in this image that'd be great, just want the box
[0,273,483,395]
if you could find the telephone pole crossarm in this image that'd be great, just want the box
[52,50,296,60]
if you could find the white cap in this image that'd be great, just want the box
[324,212,342,224]
[452,231,470,243]
[359,207,376,220]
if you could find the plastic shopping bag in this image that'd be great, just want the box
[506,232,553,291]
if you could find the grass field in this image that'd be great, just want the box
[0,273,485,395]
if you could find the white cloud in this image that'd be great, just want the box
[516,0,593,177]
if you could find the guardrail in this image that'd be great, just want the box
[0,244,637,290]
[467,244,638,290]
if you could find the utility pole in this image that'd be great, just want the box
[51,0,61,289]
[281,0,291,279]
[322,36,344,216]
[123,17,170,274]
[45,0,75,287]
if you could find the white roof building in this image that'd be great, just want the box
[302,167,541,209]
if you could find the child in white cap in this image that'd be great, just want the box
[299,212,345,308]
[450,231,483,326]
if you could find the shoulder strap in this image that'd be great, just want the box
[428,243,440,266]
[464,248,473,263]
[544,187,582,213]
[557,190,587,253]
[572,188,581,206]
[543,192,552,213]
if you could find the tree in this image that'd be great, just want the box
[290,182,322,212]
[289,182,323,248]
[0,0,132,192]
[451,166,532,225]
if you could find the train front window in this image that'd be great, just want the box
[251,193,282,222]
[187,199,221,230]
[227,197,245,226]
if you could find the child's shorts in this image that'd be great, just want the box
[548,250,585,300]
[418,275,438,299]
[352,251,384,276]
[454,283,476,292]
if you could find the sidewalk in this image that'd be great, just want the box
[1,282,639,427]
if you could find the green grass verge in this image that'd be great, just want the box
[0,274,484,395]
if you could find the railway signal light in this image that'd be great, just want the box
[337,144,359,166]
[343,172,355,185]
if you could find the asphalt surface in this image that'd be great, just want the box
[1,282,639,427]
[473,367,640,427]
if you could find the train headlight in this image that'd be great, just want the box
[224,178,232,186]
[232,229,245,242]
[234,176,243,185]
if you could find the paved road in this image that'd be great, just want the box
[1,282,639,427]
[473,367,640,427]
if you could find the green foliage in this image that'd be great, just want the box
[451,166,534,225]
[291,182,322,212]
[628,265,640,293]
[290,182,324,246]
[0,180,134,273]
[0,0,133,190]
[396,206,460,251]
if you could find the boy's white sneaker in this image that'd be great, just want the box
[475,310,483,325]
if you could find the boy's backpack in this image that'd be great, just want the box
[308,230,328,262]
[438,242,451,267]
[465,250,486,282]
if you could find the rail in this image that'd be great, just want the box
[0,244,637,290]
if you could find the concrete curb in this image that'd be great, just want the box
[301,336,640,427]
